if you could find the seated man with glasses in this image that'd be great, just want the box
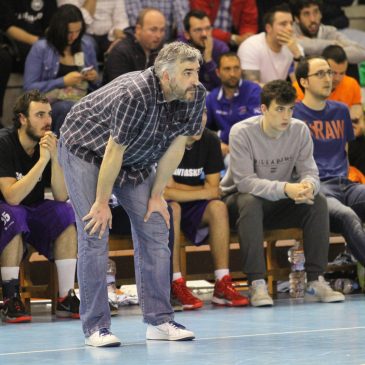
[293,56,365,267]
[181,10,229,91]
[293,45,364,130]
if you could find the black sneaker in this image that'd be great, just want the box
[1,296,32,323]
[56,289,80,319]
[170,294,183,312]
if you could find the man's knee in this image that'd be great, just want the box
[205,199,228,219]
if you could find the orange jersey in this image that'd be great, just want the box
[293,75,362,107]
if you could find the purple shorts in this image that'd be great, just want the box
[179,200,211,245]
[0,199,75,259]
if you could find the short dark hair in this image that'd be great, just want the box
[263,4,292,27]
[13,90,49,129]
[261,80,297,108]
[322,45,347,64]
[295,56,326,92]
[289,0,322,18]
[217,52,240,68]
[46,4,85,56]
[183,9,209,32]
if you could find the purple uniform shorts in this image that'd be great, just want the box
[179,199,212,245]
[0,199,75,259]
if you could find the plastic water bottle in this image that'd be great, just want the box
[332,278,359,294]
[288,242,306,298]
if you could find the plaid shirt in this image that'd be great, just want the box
[124,0,189,40]
[60,67,206,187]
[213,0,232,33]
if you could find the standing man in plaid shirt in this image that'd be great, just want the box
[59,42,206,347]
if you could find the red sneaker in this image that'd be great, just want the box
[212,275,249,307]
[171,277,203,310]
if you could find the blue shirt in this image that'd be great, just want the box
[206,79,261,144]
[293,100,354,180]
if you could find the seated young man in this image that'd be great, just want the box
[221,80,344,307]
[164,109,249,310]
[293,56,365,267]
[0,90,79,323]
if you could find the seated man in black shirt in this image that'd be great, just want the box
[164,109,249,310]
[103,8,166,84]
[0,90,79,323]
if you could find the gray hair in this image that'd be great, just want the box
[154,41,202,78]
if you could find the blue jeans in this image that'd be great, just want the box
[320,177,365,266]
[58,142,173,337]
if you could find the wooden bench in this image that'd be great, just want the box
[16,229,348,309]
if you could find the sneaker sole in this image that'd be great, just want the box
[2,315,32,323]
[250,300,274,307]
[56,311,80,319]
[85,340,121,347]
[182,303,203,310]
[212,297,249,307]
[146,335,195,341]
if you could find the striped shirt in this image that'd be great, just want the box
[60,67,206,186]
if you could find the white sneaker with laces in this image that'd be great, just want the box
[250,279,274,307]
[85,328,121,347]
[305,276,345,303]
[146,321,195,341]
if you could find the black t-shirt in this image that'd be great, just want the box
[0,0,57,36]
[172,129,224,186]
[0,128,49,206]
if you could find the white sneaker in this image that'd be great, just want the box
[146,321,195,341]
[85,328,121,347]
[250,279,274,307]
[305,276,345,303]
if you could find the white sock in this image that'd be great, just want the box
[1,267,19,281]
[214,269,229,281]
[55,259,77,298]
[172,272,182,281]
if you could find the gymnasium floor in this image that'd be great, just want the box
[1,294,365,365]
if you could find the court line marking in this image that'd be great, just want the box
[1,326,365,356]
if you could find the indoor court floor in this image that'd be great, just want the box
[1,294,365,365]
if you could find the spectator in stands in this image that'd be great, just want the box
[0,0,57,128]
[103,8,165,84]
[0,90,79,323]
[206,52,261,162]
[221,79,345,307]
[58,42,205,347]
[125,0,188,41]
[57,0,129,61]
[293,45,364,127]
[238,4,303,85]
[190,0,258,47]
[290,0,365,64]
[23,4,99,137]
[181,10,229,91]
[164,109,249,310]
[293,56,365,267]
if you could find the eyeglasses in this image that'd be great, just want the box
[191,25,212,34]
[307,69,334,79]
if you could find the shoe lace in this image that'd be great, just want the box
[168,321,185,330]
[99,328,111,336]
[173,281,197,301]
[10,296,26,313]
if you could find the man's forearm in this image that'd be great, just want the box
[151,135,188,197]
[50,159,69,201]
[95,136,126,204]
[6,26,38,45]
